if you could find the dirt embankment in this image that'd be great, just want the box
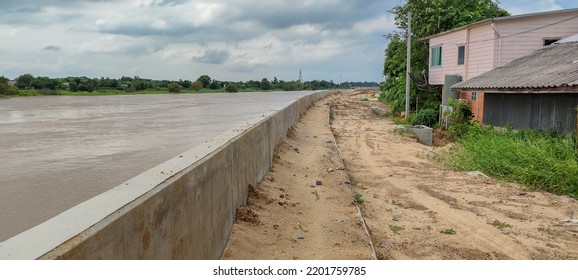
[224,89,578,260]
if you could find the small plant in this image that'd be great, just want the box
[389,224,403,234]
[440,228,456,235]
[354,193,364,204]
[490,220,512,229]
[538,226,556,235]
[359,97,369,102]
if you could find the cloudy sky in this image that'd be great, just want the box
[1,0,577,83]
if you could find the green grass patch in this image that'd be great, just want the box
[445,125,578,198]
[392,113,416,125]
[440,228,456,235]
[490,220,512,229]
[389,224,403,234]
[354,193,365,204]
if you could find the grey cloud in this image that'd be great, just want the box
[229,61,265,73]
[99,24,197,37]
[225,0,384,31]
[193,50,231,64]
[93,0,383,42]
[10,6,45,13]
[44,45,61,51]
[151,0,189,6]
[81,44,164,56]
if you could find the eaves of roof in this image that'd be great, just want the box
[423,7,578,40]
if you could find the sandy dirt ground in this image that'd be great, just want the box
[224,89,578,260]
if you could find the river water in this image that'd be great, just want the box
[0,91,314,241]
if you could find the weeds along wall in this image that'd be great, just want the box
[0,91,330,260]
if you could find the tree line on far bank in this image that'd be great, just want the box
[0,74,378,96]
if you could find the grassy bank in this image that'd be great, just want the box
[445,126,578,198]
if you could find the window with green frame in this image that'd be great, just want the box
[431,46,442,67]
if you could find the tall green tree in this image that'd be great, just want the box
[260,78,272,90]
[196,75,212,88]
[382,0,509,115]
[15,73,34,89]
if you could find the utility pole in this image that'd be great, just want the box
[405,12,411,119]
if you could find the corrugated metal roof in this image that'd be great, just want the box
[424,7,578,40]
[558,33,578,43]
[452,41,578,90]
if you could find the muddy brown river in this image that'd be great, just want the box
[0,91,314,241]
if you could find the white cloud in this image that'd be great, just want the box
[0,26,19,37]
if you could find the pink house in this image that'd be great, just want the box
[426,8,578,121]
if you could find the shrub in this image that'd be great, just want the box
[225,83,238,93]
[411,109,438,127]
[167,82,181,93]
[190,81,203,92]
[0,76,18,95]
[443,98,472,138]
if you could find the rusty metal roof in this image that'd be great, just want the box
[452,41,578,90]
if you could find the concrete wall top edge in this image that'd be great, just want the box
[0,90,332,260]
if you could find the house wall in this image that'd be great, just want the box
[429,10,578,86]
[495,11,578,67]
[483,92,578,134]
[459,91,486,122]
[429,29,468,85]
[466,23,496,80]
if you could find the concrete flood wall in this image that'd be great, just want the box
[0,91,330,259]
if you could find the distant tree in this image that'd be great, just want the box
[197,75,212,88]
[225,83,238,93]
[0,76,18,95]
[134,80,149,91]
[179,79,193,89]
[30,76,57,90]
[168,82,181,93]
[191,81,203,92]
[209,80,221,90]
[281,81,303,91]
[260,78,272,90]
[15,73,34,89]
